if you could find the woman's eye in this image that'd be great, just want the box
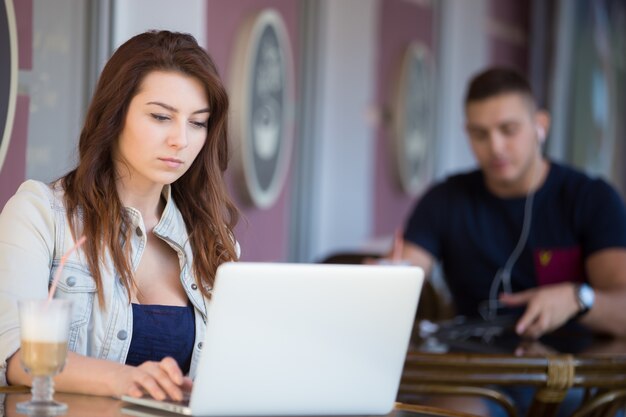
[151,113,170,121]
[190,120,208,129]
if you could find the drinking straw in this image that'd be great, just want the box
[47,236,87,301]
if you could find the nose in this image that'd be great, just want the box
[167,121,189,149]
[487,133,506,157]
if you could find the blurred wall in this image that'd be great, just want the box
[23,1,89,184]
[112,0,206,49]
[368,0,531,250]
[0,0,544,264]
[489,0,530,71]
[206,0,299,262]
[372,0,436,239]
[300,0,378,262]
[0,0,30,206]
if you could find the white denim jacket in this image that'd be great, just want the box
[0,180,232,386]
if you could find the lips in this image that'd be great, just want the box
[158,157,183,168]
[490,159,509,170]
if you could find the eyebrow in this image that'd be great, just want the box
[467,119,521,130]
[146,101,210,114]
[466,124,488,131]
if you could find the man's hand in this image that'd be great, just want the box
[364,230,406,265]
[366,231,435,274]
[498,282,580,339]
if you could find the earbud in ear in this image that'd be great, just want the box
[535,126,546,143]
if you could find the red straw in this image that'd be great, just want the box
[48,236,87,301]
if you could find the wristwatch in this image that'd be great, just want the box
[575,283,595,317]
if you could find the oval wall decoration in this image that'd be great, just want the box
[0,0,18,173]
[229,9,294,209]
[391,42,435,197]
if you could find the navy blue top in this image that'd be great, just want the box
[404,162,626,316]
[126,303,195,374]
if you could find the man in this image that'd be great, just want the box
[401,67,626,340]
[398,67,626,417]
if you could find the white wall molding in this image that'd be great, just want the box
[434,0,489,179]
[112,0,206,49]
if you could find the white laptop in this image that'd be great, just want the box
[122,262,423,416]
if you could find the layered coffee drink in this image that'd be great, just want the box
[20,340,68,376]
[17,293,72,414]
[19,300,71,377]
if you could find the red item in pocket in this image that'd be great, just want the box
[533,246,585,286]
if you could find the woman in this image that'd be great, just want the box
[0,30,239,400]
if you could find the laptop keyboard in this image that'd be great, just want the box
[166,391,191,406]
[140,390,191,406]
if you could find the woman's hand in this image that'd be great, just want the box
[110,357,192,401]
[8,348,193,399]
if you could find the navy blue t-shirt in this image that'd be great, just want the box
[404,162,626,317]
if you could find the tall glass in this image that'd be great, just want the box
[16,299,72,415]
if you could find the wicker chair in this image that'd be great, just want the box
[394,402,485,417]
[399,350,626,417]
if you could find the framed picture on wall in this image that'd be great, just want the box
[391,42,435,197]
[0,0,18,173]
[229,9,294,209]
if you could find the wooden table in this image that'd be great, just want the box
[400,320,626,417]
[0,390,482,417]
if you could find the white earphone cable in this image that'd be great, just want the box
[485,138,543,320]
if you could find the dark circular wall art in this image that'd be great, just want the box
[0,0,18,173]
[229,9,294,209]
[391,42,435,197]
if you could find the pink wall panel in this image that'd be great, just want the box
[488,0,530,73]
[490,40,528,73]
[0,95,29,207]
[373,0,435,237]
[1,0,32,208]
[206,0,299,261]
[491,0,530,27]
[13,0,32,70]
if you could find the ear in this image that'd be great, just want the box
[534,110,551,143]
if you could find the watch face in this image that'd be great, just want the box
[579,284,595,308]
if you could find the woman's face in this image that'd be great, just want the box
[115,70,209,192]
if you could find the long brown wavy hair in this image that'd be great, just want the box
[61,30,239,303]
